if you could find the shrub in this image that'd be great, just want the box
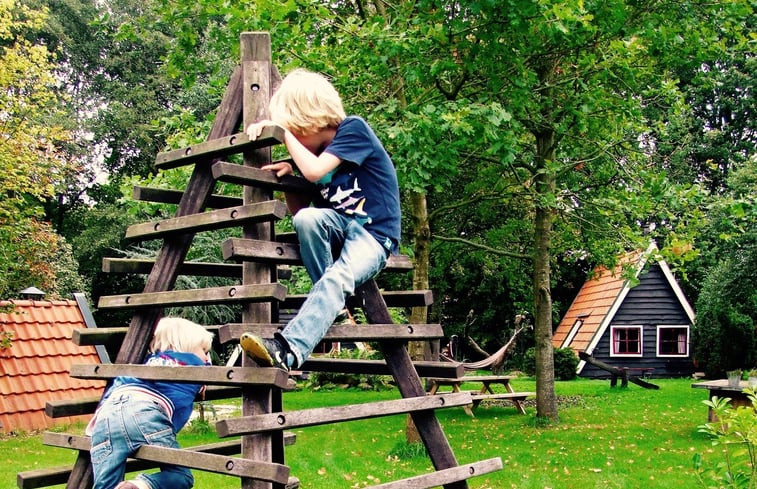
[521,346,578,380]
[554,347,579,380]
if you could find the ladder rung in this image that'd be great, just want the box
[282,290,433,309]
[46,385,242,418]
[300,358,464,379]
[103,257,243,277]
[125,200,287,241]
[42,433,295,453]
[216,392,473,436]
[217,323,444,344]
[212,161,315,193]
[133,444,290,482]
[69,364,290,388]
[97,283,286,309]
[132,186,242,208]
[154,126,285,170]
[222,238,413,271]
[101,258,293,280]
[30,435,296,489]
[364,458,503,489]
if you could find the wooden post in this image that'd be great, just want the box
[239,31,283,489]
[357,280,468,489]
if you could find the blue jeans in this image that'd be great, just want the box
[90,394,193,489]
[280,208,388,367]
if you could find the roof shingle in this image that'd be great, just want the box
[0,299,104,433]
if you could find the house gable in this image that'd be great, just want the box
[554,244,696,378]
[581,264,696,377]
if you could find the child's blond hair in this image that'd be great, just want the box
[269,69,346,135]
[150,317,214,355]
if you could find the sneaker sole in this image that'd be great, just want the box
[240,333,274,367]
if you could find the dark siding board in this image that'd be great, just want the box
[579,264,695,379]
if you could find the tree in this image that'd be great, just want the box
[692,156,756,376]
[694,244,757,376]
[114,0,753,421]
[0,1,83,298]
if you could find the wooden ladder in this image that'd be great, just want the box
[18,32,502,489]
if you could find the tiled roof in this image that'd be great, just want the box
[0,300,104,434]
[552,249,646,353]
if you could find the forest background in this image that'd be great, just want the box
[0,0,754,416]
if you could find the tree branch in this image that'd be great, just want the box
[431,234,531,260]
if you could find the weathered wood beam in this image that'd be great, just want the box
[364,459,503,489]
[97,283,286,310]
[222,238,413,271]
[46,385,242,418]
[69,364,290,388]
[217,323,444,344]
[281,289,433,310]
[212,161,314,193]
[117,62,247,368]
[101,258,292,280]
[293,358,464,378]
[132,186,242,208]
[216,393,473,437]
[357,279,468,489]
[154,126,284,170]
[125,200,287,241]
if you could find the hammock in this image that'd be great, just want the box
[441,323,525,371]
[441,340,513,371]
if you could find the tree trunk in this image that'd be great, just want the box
[406,190,431,443]
[533,129,558,420]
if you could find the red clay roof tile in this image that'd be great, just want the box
[0,300,103,433]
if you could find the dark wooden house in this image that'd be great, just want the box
[553,244,696,378]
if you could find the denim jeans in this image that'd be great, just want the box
[90,394,193,489]
[280,208,388,367]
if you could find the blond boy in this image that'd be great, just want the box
[242,69,401,370]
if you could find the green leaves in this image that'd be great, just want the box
[696,390,757,489]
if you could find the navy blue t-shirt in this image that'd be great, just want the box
[317,116,401,254]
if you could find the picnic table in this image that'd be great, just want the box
[426,375,534,416]
[691,379,754,422]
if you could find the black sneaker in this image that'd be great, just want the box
[334,308,357,325]
[240,333,290,371]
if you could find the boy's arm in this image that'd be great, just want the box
[280,131,342,183]
[246,121,341,183]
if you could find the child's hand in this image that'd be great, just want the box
[261,161,294,177]
[246,120,280,140]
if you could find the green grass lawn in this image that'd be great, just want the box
[3,377,721,489]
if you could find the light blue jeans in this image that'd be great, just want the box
[90,394,193,489]
[280,208,388,368]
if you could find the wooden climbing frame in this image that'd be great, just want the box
[17,32,503,489]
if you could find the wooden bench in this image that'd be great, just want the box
[426,375,534,416]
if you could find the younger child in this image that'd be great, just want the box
[242,68,401,371]
[87,317,214,489]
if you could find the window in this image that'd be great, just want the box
[657,326,689,356]
[563,319,584,346]
[611,326,643,356]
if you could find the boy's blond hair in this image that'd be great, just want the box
[150,317,214,356]
[269,69,346,135]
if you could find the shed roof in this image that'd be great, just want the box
[0,299,104,433]
[552,243,695,362]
